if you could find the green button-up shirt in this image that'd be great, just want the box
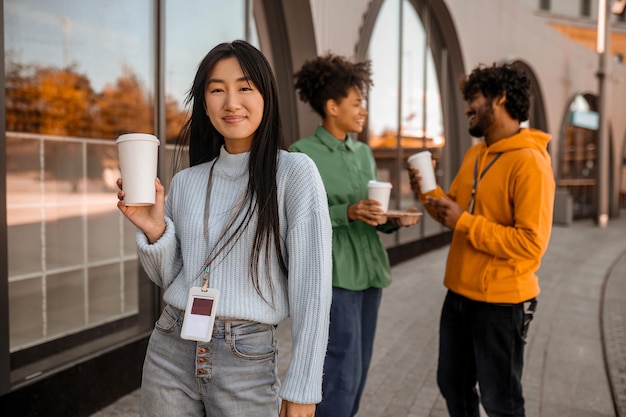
[289,125,392,290]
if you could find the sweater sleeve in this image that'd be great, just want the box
[278,156,333,404]
[135,178,183,290]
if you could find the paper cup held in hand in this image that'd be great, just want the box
[116,133,160,206]
[367,180,393,213]
[407,151,437,193]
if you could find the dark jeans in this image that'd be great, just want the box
[437,290,536,417]
[315,287,382,417]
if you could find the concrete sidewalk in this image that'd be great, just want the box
[91,211,626,417]
[356,212,626,417]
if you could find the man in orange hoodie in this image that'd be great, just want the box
[408,63,555,417]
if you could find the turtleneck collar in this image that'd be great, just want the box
[214,145,249,179]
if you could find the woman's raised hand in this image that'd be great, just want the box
[117,178,166,243]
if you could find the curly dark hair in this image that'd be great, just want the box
[294,54,373,118]
[460,63,531,122]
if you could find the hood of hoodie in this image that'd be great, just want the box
[486,128,551,159]
[472,128,552,173]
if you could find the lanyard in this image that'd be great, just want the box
[199,159,246,291]
[469,153,502,214]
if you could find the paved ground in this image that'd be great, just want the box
[91,211,626,417]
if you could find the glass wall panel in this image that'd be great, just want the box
[4,0,155,359]
[47,269,85,339]
[6,136,42,278]
[88,264,122,325]
[88,208,121,264]
[8,278,43,349]
[3,0,264,385]
[368,0,447,247]
[558,94,598,218]
[123,260,139,314]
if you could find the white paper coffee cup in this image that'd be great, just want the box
[407,151,437,193]
[367,180,393,213]
[116,133,160,206]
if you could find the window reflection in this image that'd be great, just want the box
[3,0,261,366]
[368,0,447,245]
[5,0,155,139]
[164,0,258,149]
[4,0,154,353]
[558,93,598,218]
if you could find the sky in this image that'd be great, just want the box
[4,0,254,105]
[4,0,441,137]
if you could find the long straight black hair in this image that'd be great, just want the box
[174,40,287,303]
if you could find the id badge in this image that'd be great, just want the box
[181,287,220,342]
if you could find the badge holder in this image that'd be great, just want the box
[181,286,220,342]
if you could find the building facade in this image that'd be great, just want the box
[1,0,625,415]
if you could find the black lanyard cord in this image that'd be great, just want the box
[469,152,502,214]
[199,157,246,290]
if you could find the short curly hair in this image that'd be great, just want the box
[294,54,373,118]
[460,63,531,122]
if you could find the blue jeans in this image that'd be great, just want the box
[315,287,383,417]
[437,290,534,417]
[140,305,280,417]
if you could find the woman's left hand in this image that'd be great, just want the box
[279,400,315,417]
[347,199,388,226]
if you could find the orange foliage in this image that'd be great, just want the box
[5,61,188,141]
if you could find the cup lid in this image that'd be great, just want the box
[116,133,160,145]
[407,151,431,162]
[368,180,392,188]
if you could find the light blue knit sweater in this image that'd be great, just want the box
[136,146,333,404]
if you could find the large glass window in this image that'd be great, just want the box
[3,0,262,386]
[558,93,598,218]
[367,0,447,246]
[4,0,155,361]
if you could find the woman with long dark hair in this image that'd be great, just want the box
[117,40,332,417]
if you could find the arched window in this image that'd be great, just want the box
[558,93,598,218]
[364,0,448,247]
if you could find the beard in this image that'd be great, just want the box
[468,100,494,138]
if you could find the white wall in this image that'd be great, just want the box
[309,0,370,58]
[306,0,626,202]
[437,0,625,166]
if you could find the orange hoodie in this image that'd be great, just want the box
[422,128,555,303]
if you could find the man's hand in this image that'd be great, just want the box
[407,166,423,195]
[425,196,463,229]
[407,159,436,195]
[279,400,315,417]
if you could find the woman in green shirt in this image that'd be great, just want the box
[290,54,419,417]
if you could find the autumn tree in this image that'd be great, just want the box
[94,65,153,139]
